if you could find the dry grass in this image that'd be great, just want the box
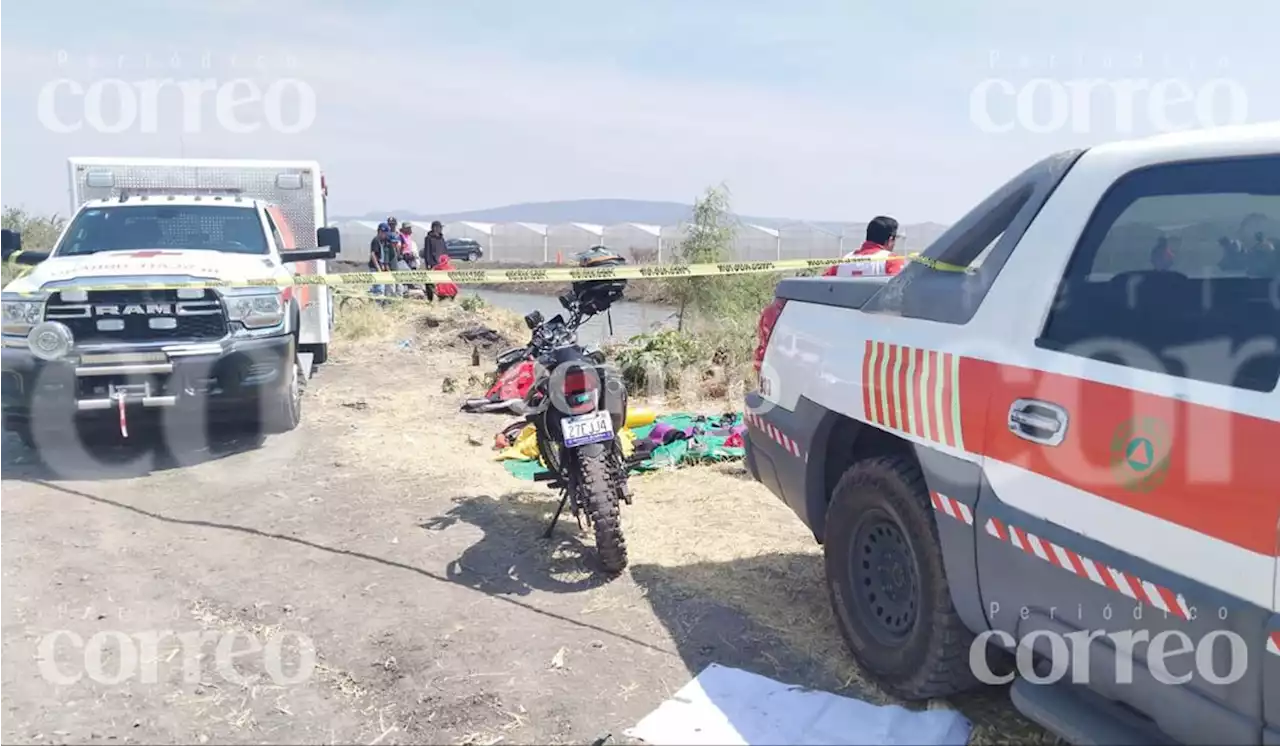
[319,299,1050,745]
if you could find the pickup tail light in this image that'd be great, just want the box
[753,298,787,379]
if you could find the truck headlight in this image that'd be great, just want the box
[2,300,44,335]
[225,291,286,329]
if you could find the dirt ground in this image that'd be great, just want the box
[1,300,1050,745]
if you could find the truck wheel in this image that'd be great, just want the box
[262,354,305,434]
[11,422,36,450]
[824,454,978,700]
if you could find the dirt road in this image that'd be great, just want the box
[1,302,1044,745]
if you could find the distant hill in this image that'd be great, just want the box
[355,199,699,227]
[335,198,950,247]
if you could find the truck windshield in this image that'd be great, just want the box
[54,204,269,257]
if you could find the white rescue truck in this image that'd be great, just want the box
[745,124,1279,744]
[1,157,341,446]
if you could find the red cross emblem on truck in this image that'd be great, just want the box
[128,250,182,258]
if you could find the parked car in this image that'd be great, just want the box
[445,238,483,262]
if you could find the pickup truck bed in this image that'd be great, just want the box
[774,276,891,308]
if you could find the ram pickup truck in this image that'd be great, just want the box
[745,123,1279,745]
[1,158,341,448]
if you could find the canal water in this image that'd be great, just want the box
[470,289,677,346]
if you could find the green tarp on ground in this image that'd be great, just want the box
[502,412,746,481]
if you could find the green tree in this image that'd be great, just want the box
[2,208,66,250]
[665,184,736,330]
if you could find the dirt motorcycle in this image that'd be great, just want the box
[507,249,633,572]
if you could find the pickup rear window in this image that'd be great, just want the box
[1038,154,1279,393]
[55,204,269,257]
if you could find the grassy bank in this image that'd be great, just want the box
[331,291,759,411]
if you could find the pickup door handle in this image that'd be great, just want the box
[1007,398,1068,446]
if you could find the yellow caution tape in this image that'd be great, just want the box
[4,251,35,281]
[3,253,969,295]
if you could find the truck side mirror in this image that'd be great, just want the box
[316,227,341,259]
[1,229,23,260]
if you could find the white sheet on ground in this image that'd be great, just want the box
[625,663,972,746]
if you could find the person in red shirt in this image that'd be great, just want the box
[824,215,907,277]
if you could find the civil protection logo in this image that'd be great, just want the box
[1109,416,1171,492]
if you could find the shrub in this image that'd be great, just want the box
[2,207,67,286]
[613,329,705,394]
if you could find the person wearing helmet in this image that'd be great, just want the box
[823,216,907,277]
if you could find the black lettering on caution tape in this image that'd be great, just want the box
[638,265,691,277]
[504,269,549,281]
[339,273,377,285]
[568,268,618,280]
[716,262,774,274]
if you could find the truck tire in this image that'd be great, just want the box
[262,353,305,434]
[11,422,36,450]
[578,448,628,573]
[823,454,978,700]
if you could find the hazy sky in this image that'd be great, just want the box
[3,0,1275,223]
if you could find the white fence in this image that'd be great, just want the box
[333,219,926,264]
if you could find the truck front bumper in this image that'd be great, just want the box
[1,334,294,427]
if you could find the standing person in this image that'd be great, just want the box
[1150,235,1176,271]
[421,220,448,302]
[387,231,406,296]
[1246,231,1277,276]
[399,222,419,269]
[1219,236,1246,272]
[368,222,395,295]
[823,216,907,277]
[398,222,420,292]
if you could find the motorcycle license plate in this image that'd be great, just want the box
[562,411,614,448]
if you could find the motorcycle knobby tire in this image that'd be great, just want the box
[578,449,628,573]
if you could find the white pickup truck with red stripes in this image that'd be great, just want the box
[744,123,1279,745]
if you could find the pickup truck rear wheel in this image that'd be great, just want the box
[824,455,978,700]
